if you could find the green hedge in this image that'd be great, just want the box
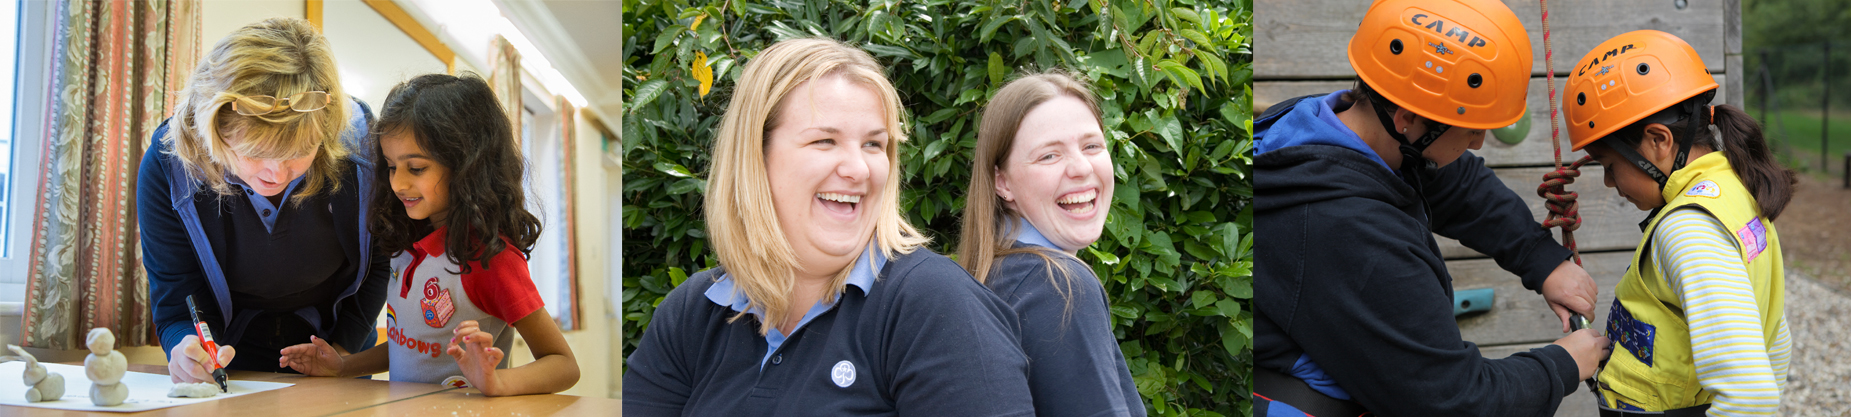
[621,0,1254,415]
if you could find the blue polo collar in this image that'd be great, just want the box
[225,170,309,233]
[704,240,887,314]
[1013,217,1060,250]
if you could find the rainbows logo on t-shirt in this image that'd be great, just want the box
[387,304,398,329]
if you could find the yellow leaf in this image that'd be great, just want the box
[692,51,713,98]
[691,14,707,32]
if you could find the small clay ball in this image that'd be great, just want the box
[86,328,116,355]
[86,350,128,385]
[91,381,129,406]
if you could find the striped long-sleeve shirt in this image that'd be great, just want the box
[1650,207,1791,416]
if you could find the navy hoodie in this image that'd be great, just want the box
[1253,92,1579,416]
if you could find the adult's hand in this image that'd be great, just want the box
[1541,260,1598,333]
[168,334,236,383]
[1552,328,1611,381]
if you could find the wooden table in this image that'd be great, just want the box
[1,364,618,416]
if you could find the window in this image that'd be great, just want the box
[3,0,55,303]
[1,0,21,258]
[520,88,575,329]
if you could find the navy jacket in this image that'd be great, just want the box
[623,249,1035,416]
[1252,93,1579,416]
[986,246,1145,417]
[140,100,388,359]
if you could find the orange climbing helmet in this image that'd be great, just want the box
[1564,30,1717,151]
[1348,0,1533,130]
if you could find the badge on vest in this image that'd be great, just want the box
[421,277,456,328]
[1737,217,1769,263]
[1684,180,1722,198]
[1607,302,1657,366]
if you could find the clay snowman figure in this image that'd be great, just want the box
[7,344,66,402]
[84,328,129,406]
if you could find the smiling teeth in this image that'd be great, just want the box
[1057,190,1097,205]
[817,193,860,203]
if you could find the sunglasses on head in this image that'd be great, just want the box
[230,91,332,116]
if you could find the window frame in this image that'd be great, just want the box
[517,80,576,330]
[2,0,59,303]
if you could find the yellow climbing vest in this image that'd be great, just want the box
[1597,152,1786,411]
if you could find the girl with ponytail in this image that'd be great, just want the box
[1564,30,1793,415]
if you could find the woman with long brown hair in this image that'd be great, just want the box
[957,71,1142,416]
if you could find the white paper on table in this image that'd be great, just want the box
[0,361,293,412]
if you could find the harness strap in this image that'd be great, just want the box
[1254,367,1372,417]
[1598,403,1711,417]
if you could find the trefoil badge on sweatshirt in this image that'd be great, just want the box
[421,277,456,328]
[830,360,856,387]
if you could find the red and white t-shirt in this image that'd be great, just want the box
[384,228,544,386]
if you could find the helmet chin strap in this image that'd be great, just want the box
[1365,93,1451,225]
[1365,94,1451,172]
[1599,98,1713,230]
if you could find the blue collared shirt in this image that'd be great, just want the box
[1014,218,1060,250]
[225,171,308,233]
[704,241,889,369]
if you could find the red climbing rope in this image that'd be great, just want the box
[1537,0,1594,266]
[1538,156,1593,265]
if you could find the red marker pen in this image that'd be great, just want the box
[185,295,230,392]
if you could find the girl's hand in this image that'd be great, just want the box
[278,335,344,377]
[446,320,508,396]
[168,335,237,383]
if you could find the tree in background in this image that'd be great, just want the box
[621,0,1254,415]
[1744,0,1851,109]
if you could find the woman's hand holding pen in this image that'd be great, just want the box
[169,335,236,384]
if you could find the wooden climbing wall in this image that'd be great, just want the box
[1254,0,1744,415]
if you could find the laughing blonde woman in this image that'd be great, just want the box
[623,38,1034,416]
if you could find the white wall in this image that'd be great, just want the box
[200,0,303,46]
[320,0,448,109]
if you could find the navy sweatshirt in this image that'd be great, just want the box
[623,249,1035,416]
[139,110,389,366]
[1252,93,1579,416]
[986,246,1145,417]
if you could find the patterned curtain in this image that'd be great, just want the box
[22,0,201,349]
[487,35,522,146]
[557,97,580,330]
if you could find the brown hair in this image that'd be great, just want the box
[956,71,1104,316]
[368,73,541,273]
[1603,101,1796,219]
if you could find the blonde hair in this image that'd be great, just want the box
[704,38,928,335]
[164,17,349,203]
[957,72,1105,311]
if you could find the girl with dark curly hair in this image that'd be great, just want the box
[277,73,579,396]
